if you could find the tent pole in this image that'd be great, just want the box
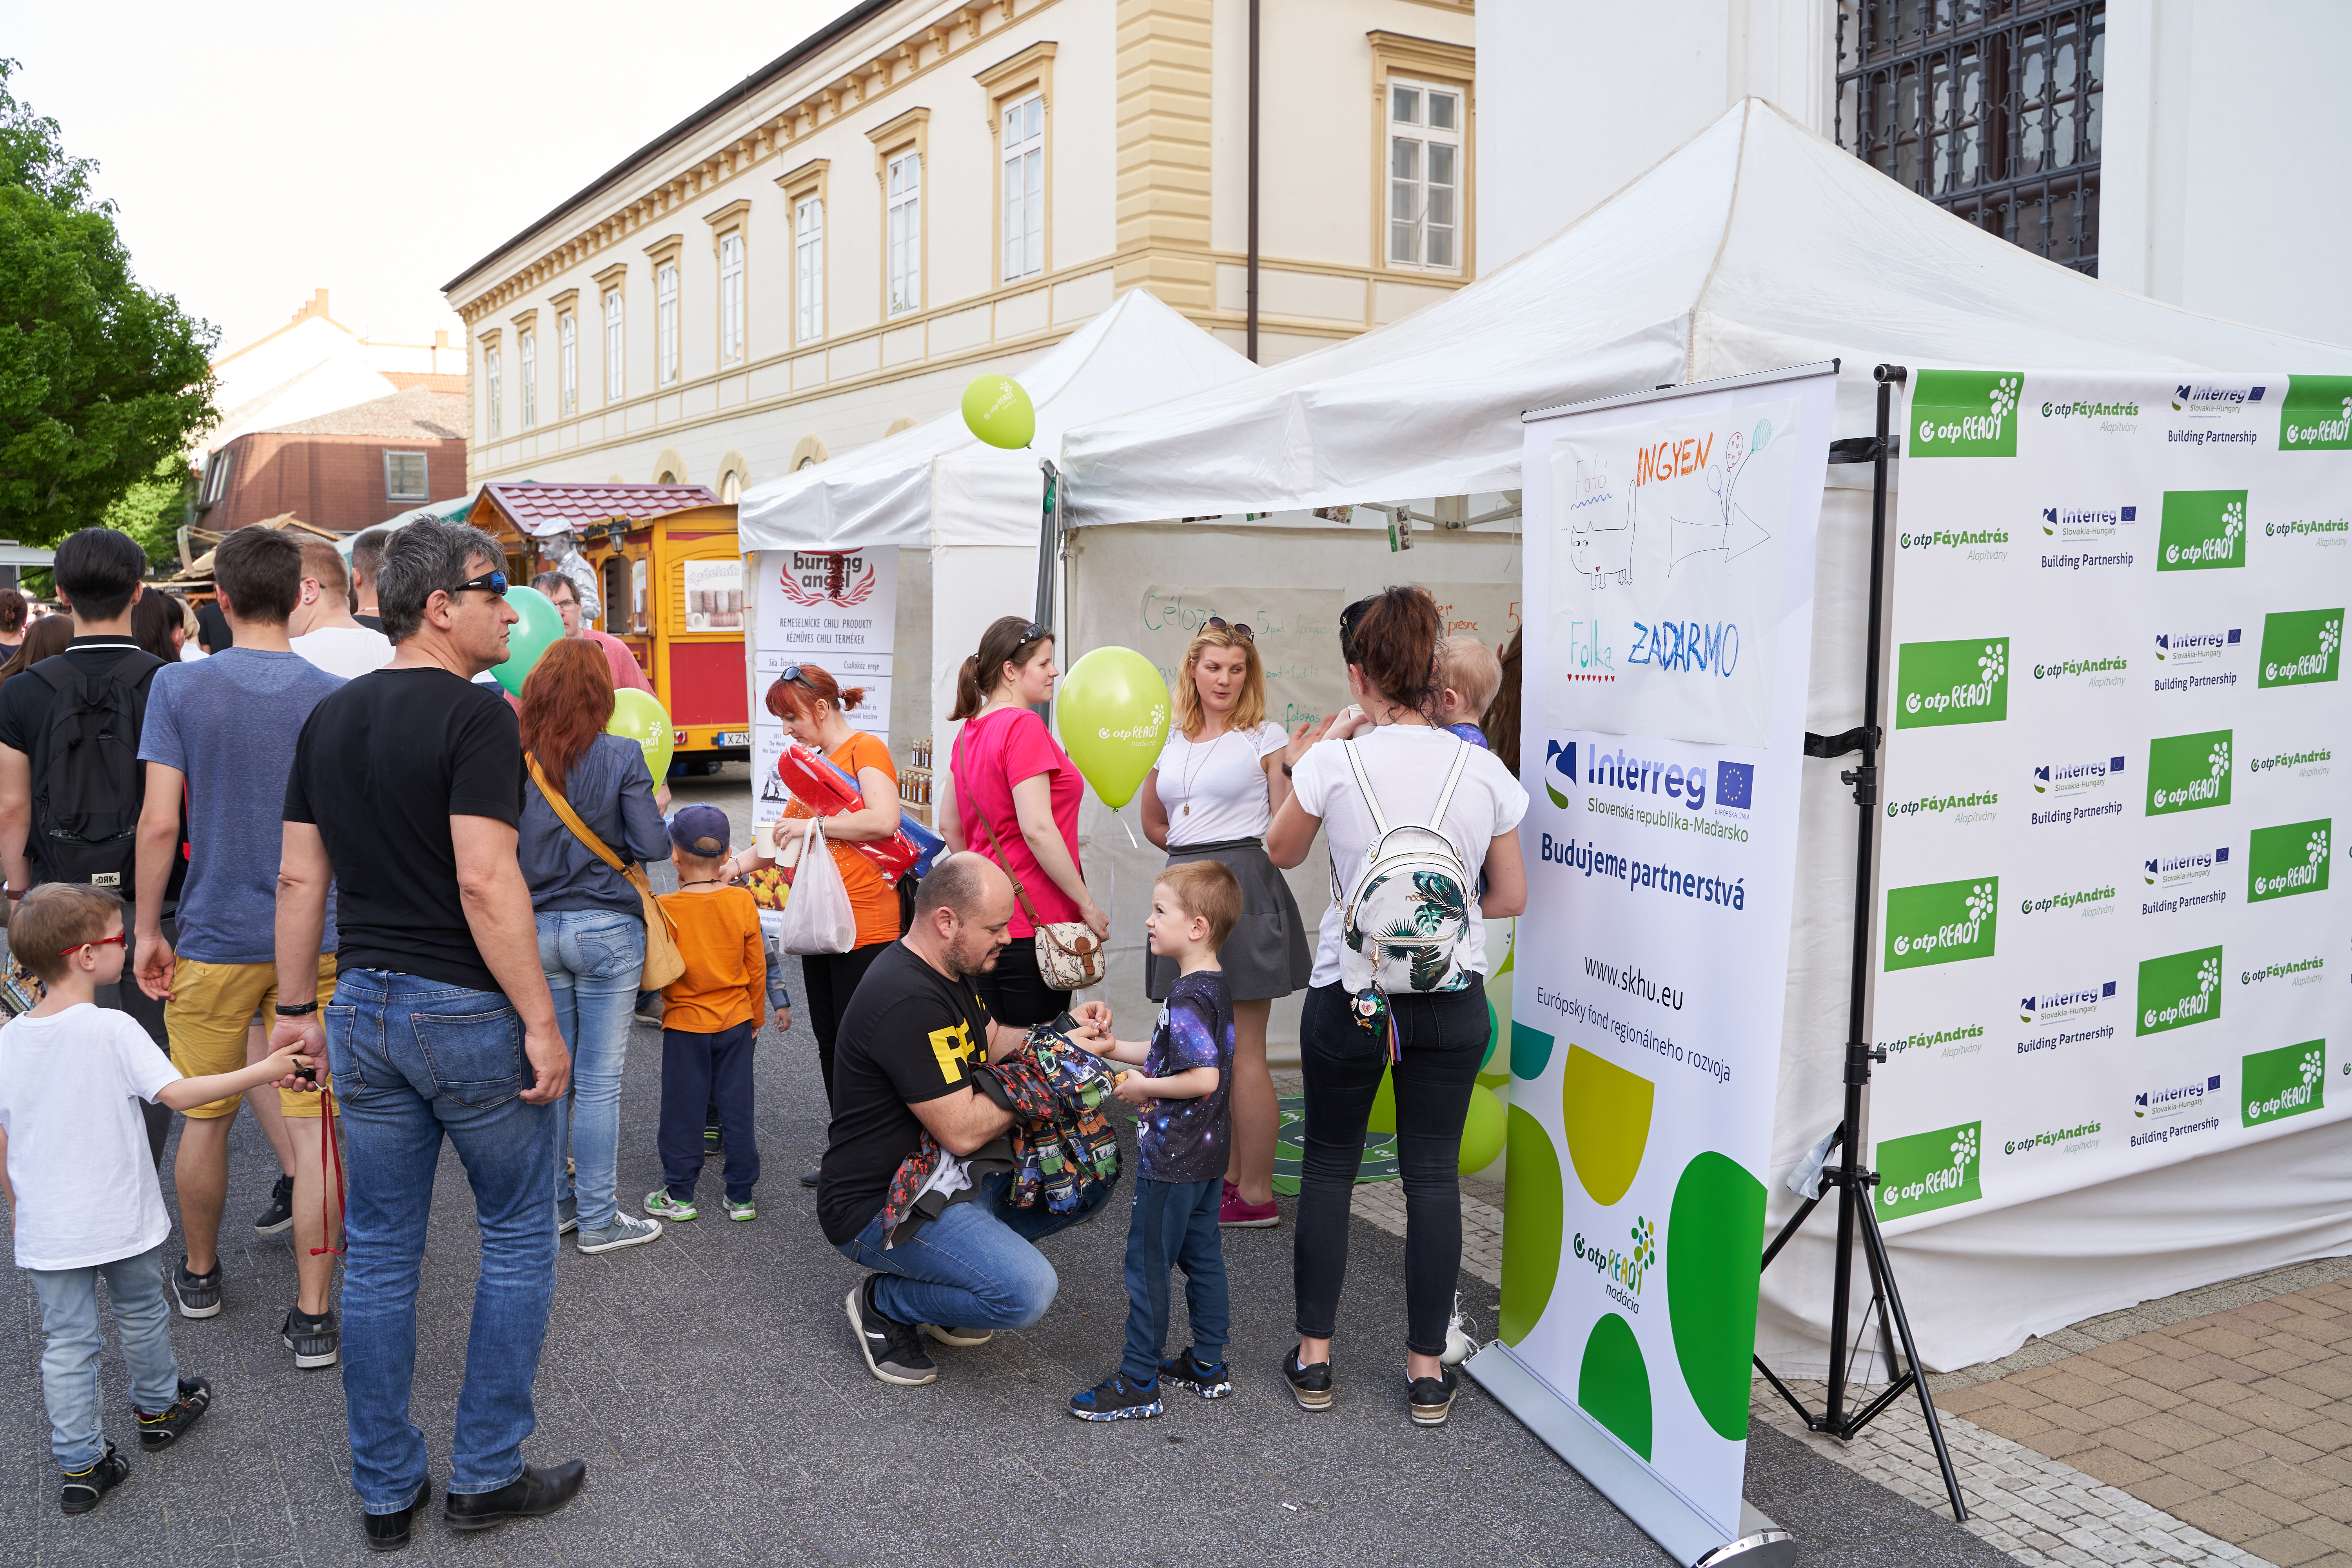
[1245,0,1260,363]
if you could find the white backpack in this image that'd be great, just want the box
[1336,738,1478,1002]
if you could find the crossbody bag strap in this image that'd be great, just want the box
[952,718,1049,931]
[526,754,627,874]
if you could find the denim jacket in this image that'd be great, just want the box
[521,733,668,917]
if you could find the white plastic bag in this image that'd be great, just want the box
[771,816,855,955]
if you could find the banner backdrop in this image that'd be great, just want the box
[748,548,898,822]
[1475,365,1833,1554]
[1871,370,2350,1232]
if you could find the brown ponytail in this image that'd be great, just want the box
[1351,585,1443,720]
[949,614,1053,721]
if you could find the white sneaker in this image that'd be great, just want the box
[576,1213,663,1254]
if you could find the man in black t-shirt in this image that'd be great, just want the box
[269,519,583,1552]
[823,853,1116,1387]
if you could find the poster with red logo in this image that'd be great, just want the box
[750,548,897,822]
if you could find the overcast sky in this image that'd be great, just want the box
[13,0,842,359]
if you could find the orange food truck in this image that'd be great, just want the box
[471,482,748,770]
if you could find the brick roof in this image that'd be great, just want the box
[479,482,721,534]
[262,385,467,440]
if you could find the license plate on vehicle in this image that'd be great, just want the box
[717,731,750,747]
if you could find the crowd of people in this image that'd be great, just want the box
[0,516,1529,1548]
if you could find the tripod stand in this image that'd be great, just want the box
[1751,364,1967,1524]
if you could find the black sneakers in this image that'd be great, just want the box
[846,1276,936,1386]
[364,1477,431,1553]
[284,1307,340,1369]
[1068,1372,1165,1422]
[1408,1368,1459,1427]
[59,1443,129,1514]
[134,1376,211,1449]
[171,1258,222,1319]
[444,1460,586,1531]
[1283,1348,1335,1412]
[1160,1348,1233,1399]
[253,1173,296,1236]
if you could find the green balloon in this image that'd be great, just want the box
[607,688,675,779]
[961,372,1036,449]
[1056,646,1169,809]
[1459,1084,1506,1174]
[492,585,566,696]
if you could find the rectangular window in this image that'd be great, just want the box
[656,263,679,386]
[518,329,536,429]
[887,150,922,317]
[795,196,825,344]
[559,311,577,415]
[385,451,426,502]
[1001,93,1044,281]
[719,232,745,364]
[485,347,502,438]
[604,289,624,401]
[1388,78,1460,270]
[200,449,232,508]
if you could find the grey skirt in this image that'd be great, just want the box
[1145,837,1315,1003]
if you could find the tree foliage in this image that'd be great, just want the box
[0,59,217,547]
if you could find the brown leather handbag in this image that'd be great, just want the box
[527,755,685,990]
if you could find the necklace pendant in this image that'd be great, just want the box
[1183,804,1190,815]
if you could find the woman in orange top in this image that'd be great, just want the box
[760,664,904,1169]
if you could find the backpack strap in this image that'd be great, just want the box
[1429,738,1473,829]
[1340,740,1390,836]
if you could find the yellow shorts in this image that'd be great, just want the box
[165,955,338,1119]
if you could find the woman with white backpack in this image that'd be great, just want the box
[1265,586,1528,1428]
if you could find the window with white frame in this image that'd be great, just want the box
[385,451,427,502]
[1001,94,1044,281]
[603,289,624,401]
[559,311,577,415]
[887,149,921,316]
[518,329,536,429]
[795,195,825,344]
[719,232,745,364]
[656,262,679,385]
[199,449,232,508]
[485,346,502,437]
[1387,77,1461,270]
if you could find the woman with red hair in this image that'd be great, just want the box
[517,638,671,1254]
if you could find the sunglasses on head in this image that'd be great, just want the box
[1018,622,1050,644]
[60,931,127,956]
[449,570,509,599]
[1339,596,1375,658]
[1205,616,1254,642]
[776,664,816,689]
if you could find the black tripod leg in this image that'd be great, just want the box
[1856,1196,1968,1523]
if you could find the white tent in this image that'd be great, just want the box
[1053,99,2352,1376]
[735,289,1259,750]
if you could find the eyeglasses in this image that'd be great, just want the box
[60,931,127,956]
[448,571,510,599]
[1206,616,1254,642]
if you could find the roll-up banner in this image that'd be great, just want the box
[1870,372,2350,1231]
[1471,363,1835,1561]
[746,548,898,822]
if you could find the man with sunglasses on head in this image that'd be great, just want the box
[270,521,584,1552]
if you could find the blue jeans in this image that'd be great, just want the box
[28,1244,180,1470]
[326,968,558,1512]
[540,909,645,1233]
[1121,1176,1229,1383]
[835,1169,1117,1329]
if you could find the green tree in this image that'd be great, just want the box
[0,58,216,547]
[104,453,195,568]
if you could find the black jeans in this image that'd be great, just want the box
[1293,978,1486,1357]
[970,936,1070,1029]
[800,940,891,1108]
[661,1021,759,1203]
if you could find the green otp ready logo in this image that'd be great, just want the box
[2158,490,2248,570]
[1896,637,2008,728]
[2248,819,2330,903]
[1884,877,1998,971]
[2138,945,2223,1037]
[1876,1122,1982,1220]
[2259,608,2342,688]
[2280,376,2352,450]
[1911,370,2022,457]
[2243,1041,2326,1127]
[2147,730,2232,816]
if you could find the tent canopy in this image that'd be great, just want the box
[735,288,1256,553]
[1061,98,2352,525]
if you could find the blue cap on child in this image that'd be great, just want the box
[667,804,731,857]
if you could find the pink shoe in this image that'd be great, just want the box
[1220,1181,1279,1229]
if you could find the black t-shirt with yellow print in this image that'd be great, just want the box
[817,939,996,1245]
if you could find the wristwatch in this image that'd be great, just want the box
[274,1001,320,1016]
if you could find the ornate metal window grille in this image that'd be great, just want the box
[1836,1,2104,275]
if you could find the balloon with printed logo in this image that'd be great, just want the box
[491,584,566,695]
[607,688,675,779]
[961,372,1036,450]
[1458,1084,1506,1174]
[1056,646,1169,809]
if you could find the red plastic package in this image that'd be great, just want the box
[776,739,918,880]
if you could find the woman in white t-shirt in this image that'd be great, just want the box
[1266,585,1528,1427]
[1139,618,1314,1230]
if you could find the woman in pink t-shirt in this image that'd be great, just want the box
[940,615,1107,1026]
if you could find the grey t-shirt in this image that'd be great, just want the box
[139,648,346,965]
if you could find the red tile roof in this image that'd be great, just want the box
[479,482,721,534]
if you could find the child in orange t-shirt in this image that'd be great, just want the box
[645,805,767,1224]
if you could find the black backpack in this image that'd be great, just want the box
[27,648,165,892]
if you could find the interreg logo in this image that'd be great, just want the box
[2158,490,2248,570]
[2258,609,2342,688]
[1896,637,2008,728]
[2171,383,2264,416]
[2153,628,2238,664]
[2143,845,2225,887]
[1884,877,1998,971]
[2020,979,2114,1023]
[2034,756,2125,795]
[2040,503,2135,537]
[2147,730,2232,817]
[2243,1042,2327,1127]
[1876,1122,1982,1221]
[2280,376,2352,450]
[1912,370,2022,457]
[2135,1075,2220,1119]
[2247,819,2331,904]
[1543,739,1748,815]
[2137,945,2223,1038]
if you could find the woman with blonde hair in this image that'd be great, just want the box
[1138,617,1312,1229]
